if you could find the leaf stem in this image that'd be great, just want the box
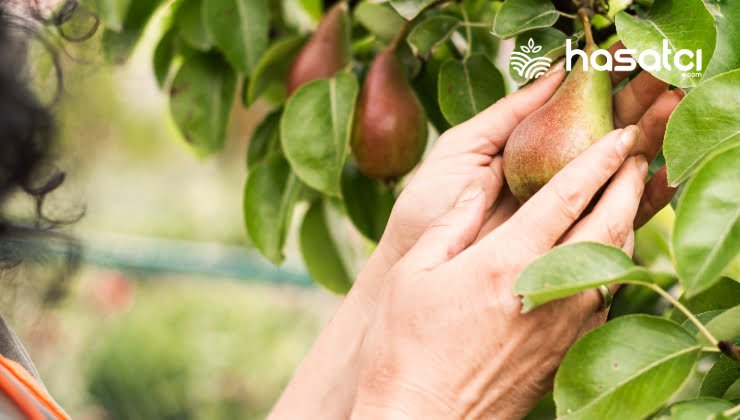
[701,346,721,353]
[623,280,719,347]
[461,22,491,28]
[557,11,579,19]
[460,7,473,59]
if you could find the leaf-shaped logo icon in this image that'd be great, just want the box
[528,38,535,49]
[521,45,531,53]
[532,45,542,53]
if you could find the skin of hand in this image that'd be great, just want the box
[351,127,648,419]
[268,46,683,419]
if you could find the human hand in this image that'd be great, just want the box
[351,126,650,419]
[353,53,682,322]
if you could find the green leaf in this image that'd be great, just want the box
[554,315,701,420]
[300,200,353,294]
[341,163,395,242]
[246,35,307,106]
[169,52,237,156]
[354,2,405,42]
[615,0,716,87]
[680,310,723,337]
[243,154,304,264]
[673,144,740,296]
[281,72,359,196]
[153,28,178,89]
[491,0,558,39]
[514,242,654,312]
[701,356,740,399]
[175,0,212,51]
[670,277,740,324]
[669,398,734,420]
[704,0,740,80]
[701,304,740,345]
[247,109,283,167]
[389,0,437,20]
[509,28,571,85]
[438,54,505,125]
[664,69,740,185]
[203,0,270,75]
[413,46,452,134]
[100,0,161,63]
[407,15,460,57]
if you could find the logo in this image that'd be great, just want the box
[510,38,704,81]
[511,39,553,80]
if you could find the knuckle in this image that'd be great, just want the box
[550,181,587,221]
[605,218,630,246]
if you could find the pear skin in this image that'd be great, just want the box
[503,42,613,202]
[351,48,428,180]
[286,3,351,95]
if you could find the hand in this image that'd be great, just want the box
[270,49,683,420]
[352,127,648,419]
[354,55,682,321]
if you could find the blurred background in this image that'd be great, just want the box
[1,10,344,419]
[0,2,686,418]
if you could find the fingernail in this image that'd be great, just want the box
[617,125,640,157]
[542,58,566,78]
[674,88,686,99]
[455,184,484,207]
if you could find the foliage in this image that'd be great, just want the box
[92,0,739,417]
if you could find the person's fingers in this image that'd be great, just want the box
[481,126,641,256]
[623,230,635,256]
[634,166,677,229]
[613,71,669,127]
[399,184,488,271]
[561,156,648,246]
[632,89,684,161]
[475,187,520,243]
[444,60,567,155]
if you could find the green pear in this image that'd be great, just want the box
[351,47,428,180]
[503,30,613,202]
[286,3,351,95]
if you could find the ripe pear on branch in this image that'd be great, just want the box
[503,9,613,202]
[286,2,352,95]
[351,32,428,181]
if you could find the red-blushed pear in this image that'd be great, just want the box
[351,47,428,180]
[286,2,351,95]
[503,13,613,202]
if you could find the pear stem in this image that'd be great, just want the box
[578,8,596,47]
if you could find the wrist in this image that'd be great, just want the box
[352,374,465,420]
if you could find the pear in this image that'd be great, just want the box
[286,3,351,95]
[503,18,613,202]
[352,47,428,180]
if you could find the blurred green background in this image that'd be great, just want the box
[2,13,343,419]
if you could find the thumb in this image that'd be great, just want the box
[400,184,487,271]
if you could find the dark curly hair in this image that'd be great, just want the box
[0,0,96,303]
